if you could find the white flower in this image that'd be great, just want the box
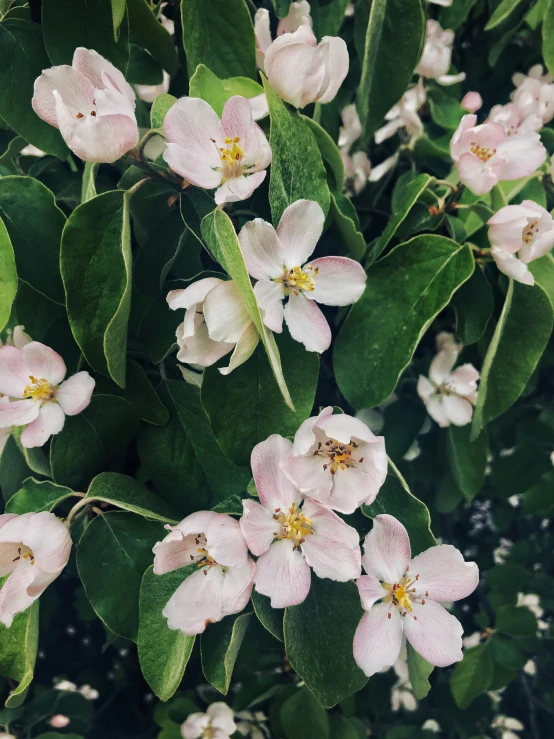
[136,70,171,103]
[181,702,236,739]
[512,64,554,125]
[488,102,542,136]
[463,631,482,649]
[254,1,312,70]
[461,91,483,113]
[422,720,441,732]
[516,592,543,619]
[491,715,524,739]
[375,79,426,145]
[339,103,362,150]
[416,20,465,86]
[50,716,70,729]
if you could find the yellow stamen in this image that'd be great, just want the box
[470,141,496,162]
[281,264,318,294]
[522,219,539,244]
[273,503,313,547]
[23,376,54,402]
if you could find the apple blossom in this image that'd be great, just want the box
[163,96,271,204]
[181,702,236,739]
[487,201,554,286]
[136,71,170,103]
[450,114,546,195]
[342,149,372,196]
[375,80,426,145]
[0,399,10,456]
[353,514,479,677]
[167,277,258,375]
[0,342,95,448]
[339,103,362,150]
[281,406,387,514]
[240,435,361,608]
[0,511,72,627]
[0,325,31,350]
[153,511,255,635]
[512,64,554,125]
[50,716,71,729]
[391,646,418,712]
[254,1,312,70]
[262,25,349,109]
[461,91,483,113]
[32,48,138,163]
[417,335,479,427]
[415,20,465,86]
[238,200,366,353]
[488,102,542,136]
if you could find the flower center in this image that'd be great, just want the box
[522,219,539,244]
[470,141,496,162]
[189,534,219,574]
[281,264,318,295]
[313,437,364,475]
[75,99,97,119]
[12,545,35,566]
[273,503,313,548]
[218,136,246,180]
[382,573,429,618]
[23,375,54,402]
[202,727,216,739]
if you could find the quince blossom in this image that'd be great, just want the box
[153,511,255,635]
[487,201,554,286]
[450,114,546,195]
[461,91,483,113]
[281,406,387,514]
[136,71,170,103]
[254,1,312,70]
[32,48,138,163]
[167,278,258,376]
[240,435,361,608]
[0,511,71,627]
[0,342,95,448]
[353,515,478,677]
[181,702,236,739]
[238,200,366,353]
[512,65,554,126]
[487,102,542,136]
[163,96,271,204]
[375,80,426,145]
[417,334,479,427]
[415,20,465,86]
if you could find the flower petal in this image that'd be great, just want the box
[206,513,249,568]
[254,538,311,608]
[153,530,201,575]
[308,257,366,306]
[300,499,361,580]
[203,281,252,343]
[277,200,325,268]
[238,218,285,280]
[424,395,450,427]
[221,95,260,163]
[403,599,463,667]
[20,511,72,574]
[20,402,65,448]
[361,514,411,584]
[417,375,435,401]
[408,545,479,602]
[265,35,325,108]
[251,434,300,510]
[280,449,333,501]
[316,412,375,444]
[284,292,331,353]
[448,364,480,396]
[56,372,94,415]
[327,465,373,513]
[457,152,501,196]
[218,322,259,376]
[254,279,285,333]
[72,48,135,104]
[0,345,33,397]
[356,574,388,610]
[0,399,40,429]
[315,36,349,104]
[491,247,535,285]
[21,342,66,386]
[291,406,334,454]
[32,65,94,128]
[442,394,474,426]
[208,703,237,735]
[240,499,278,556]
[163,566,224,634]
[163,97,223,168]
[429,348,456,385]
[166,278,224,311]
[0,564,36,627]
[176,315,234,368]
[353,604,403,678]
[220,559,255,617]
[214,171,267,205]
[163,143,223,189]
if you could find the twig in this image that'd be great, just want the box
[520,672,539,739]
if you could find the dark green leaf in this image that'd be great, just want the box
[280,686,330,739]
[6,478,75,515]
[84,472,179,523]
[151,93,177,130]
[450,643,493,710]
[127,0,178,75]
[446,425,487,501]
[81,162,99,204]
[0,601,39,708]
[330,192,366,261]
[94,360,170,425]
[200,611,252,694]
[544,0,554,77]
[451,265,493,345]
[0,435,34,504]
[0,215,16,331]
[406,642,433,700]
[486,0,528,30]
[381,397,426,463]
[496,605,538,637]
[521,470,554,515]
[135,209,187,297]
[251,590,284,642]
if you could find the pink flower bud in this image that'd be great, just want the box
[461,91,483,113]
[50,715,71,728]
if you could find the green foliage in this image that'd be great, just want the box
[200,611,252,694]
[0,603,38,708]
[0,216,16,331]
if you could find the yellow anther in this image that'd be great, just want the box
[273,503,313,546]
[23,376,54,402]
[282,265,318,293]
[469,141,496,162]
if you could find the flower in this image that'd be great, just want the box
[238,200,367,353]
[512,65,554,125]
[353,514,479,677]
[50,716,71,729]
[0,512,72,627]
[136,70,171,103]
[488,102,542,136]
[181,702,236,739]
[339,103,362,150]
[240,434,361,608]
[390,646,417,711]
[261,25,349,109]
[166,277,258,376]
[281,406,387,514]
[254,1,312,70]
[491,715,525,739]
[461,91,483,113]
[487,201,554,286]
[417,335,479,427]
[450,114,546,195]
[0,342,95,448]
[427,0,452,5]
[153,511,255,635]
[0,325,31,349]
[342,150,398,196]
[375,79,426,145]
[415,20,465,86]
[32,48,138,163]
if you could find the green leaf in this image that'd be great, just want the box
[0,215,16,331]
[284,579,367,708]
[0,601,39,708]
[6,479,75,515]
[0,176,66,304]
[521,470,554,515]
[42,0,130,72]
[263,77,330,224]
[0,435,34,504]
[318,0,351,36]
[251,590,284,642]
[135,209,187,298]
[362,460,436,556]
[127,0,178,75]
[84,472,179,523]
[138,565,196,701]
[94,360,170,425]
[111,0,126,38]
[81,162,98,204]
[201,208,294,410]
[211,495,245,516]
[0,20,68,158]
[330,192,366,261]
[50,394,140,490]
[544,0,554,77]
[471,280,553,439]
[529,253,554,306]
[77,511,162,641]
[367,174,433,264]
[200,611,252,694]
[335,235,474,409]
[446,425,487,501]
[496,605,538,636]
[406,642,433,700]
[355,0,425,145]
[280,686,330,739]
[451,264,493,345]
[381,397,426,463]
[450,643,493,710]
[302,115,344,191]
[189,64,264,117]
[201,331,319,466]
[61,190,132,387]
[181,0,256,79]
[486,0,528,30]
[272,0,292,18]
[328,714,360,739]
[151,93,177,130]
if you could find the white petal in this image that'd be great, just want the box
[361,515,411,583]
[265,33,325,109]
[357,574,388,610]
[491,247,535,285]
[0,399,40,429]
[56,372,94,415]
[429,348,457,385]
[308,257,367,306]
[240,499,278,556]
[300,499,361,581]
[254,538,311,608]
[250,434,300,510]
[218,322,259,376]
[353,604,403,678]
[315,36,349,104]
[284,292,331,353]
[238,218,284,280]
[167,278,224,311]
[203,281,252,343]
[408,545,479,602]
[276,200,325,268]
[254,279,285,333]
[163,97,223,169]
[72,47,135,104]
[214,171,267,205]
[403,600,463,667]
[32,65,94,128]
[163,566,226,634]
[206,513,249,568]
[442,394,474,426]
[20,402,65,448]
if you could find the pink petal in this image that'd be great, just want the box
[254,279,285,332]
[56,372,94,416]
[356,574,388,610]
[254,538,311,608]
[403,599,463,667]
[315,36,349,104]
[254,8,272,57]
[221,95,258,162]
[0,399,40,428]
[218,322,259,376]
[72,47,135,104]
[461,91,482,113]
[0,564,36,627]
[238,218,285,280]
[21,511,71,574]
[276,200,325,269]
[171,511,215,538]
[291,406,334,454]
[205,513,248,568]
[442,395,474,426]
[361,514,411,584]
[408,545,479,602]
[429,348,456,385]
[0,345,32,397]
[20,402,65,448]
[220,559,255,617]
[491,247,535,285]
[163,143,223,189]
[284,292,331,353]
[250,434,300,510]
[280,450,333,502]
[457,152,500,196]
[22,342,66,386]
[163,565,225,634]
[353,604,403,678]
[163,97,223,168]
[203,281,252,343]
[324,466,369,514]
[214,171,267,205]
[240,499,278,556]
[308,257,366,306]
[266,38,326,109]
[450,114,477,161]
[448,364,480,396]
[153,530,202,575]
[496,132,546,181]
[167,278,224,311]
[417,375,435,401]
[300,499,361,581]
[32,65,94,128]
[316,412,375,444]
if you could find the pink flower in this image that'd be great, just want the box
[0,325,31,349]
[353,515,479,677]
[375,80,426,145]
[50,716,71,729]
[163,96,271,204]
[280,407,387,514]
[166,278,258,376]
[0,512,71,627]
[417,335,479,427]
[153,511,255,635]
[0,342,95,448]
[512,65,554,125]
[238,200,367,353]
[487,201,554,286]
[450,114,546,195]
[240,435,361,608]
[181,702,236,739]
[32,48,138,163]
[488,102,542,136]
[461,91,482,113]
[254,1,312,70]
[136,71,170,103]
[415,20,465,86]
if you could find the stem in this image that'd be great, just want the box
[126,177,149,197]
[434,178,459,193]
[520,672,539,739]
[65,496,90,526]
